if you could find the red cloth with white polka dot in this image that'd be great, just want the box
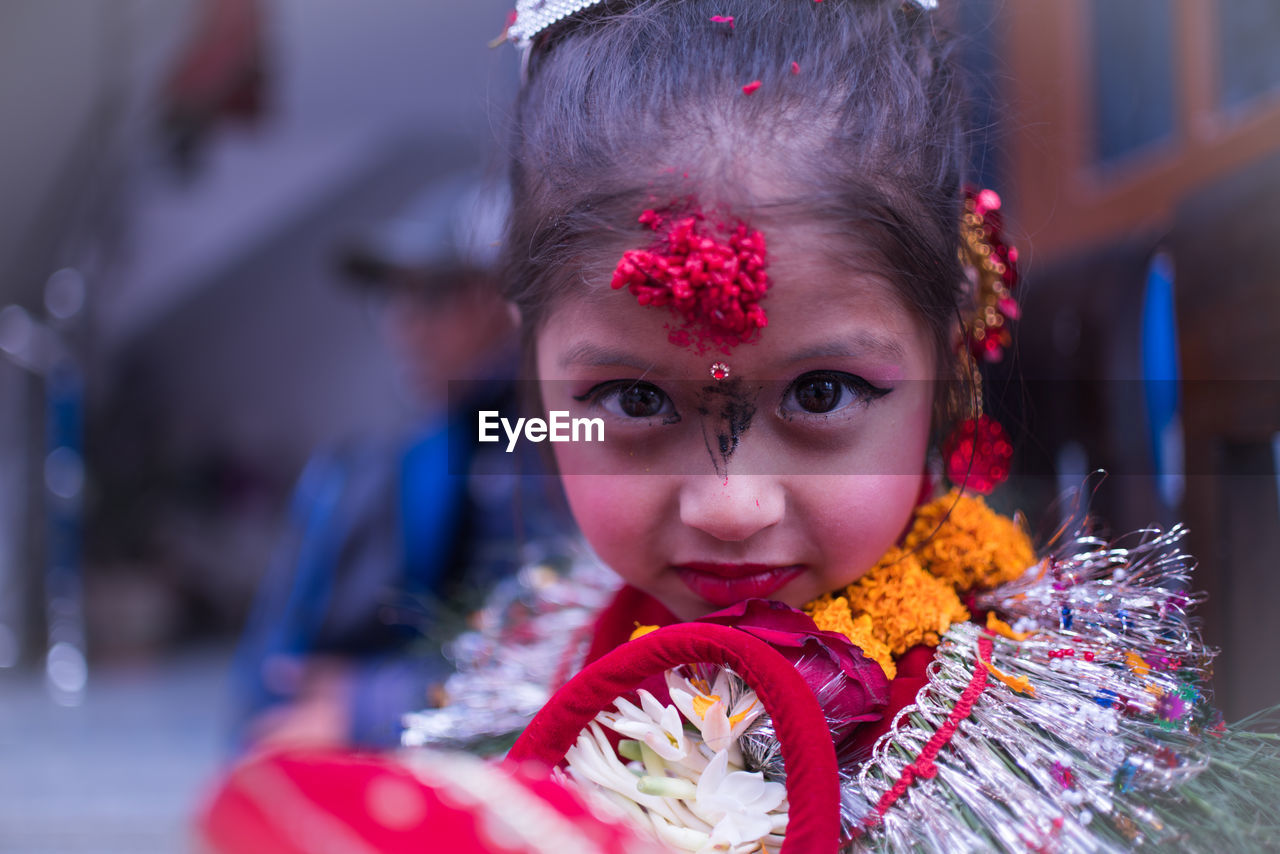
[199,748,667,853]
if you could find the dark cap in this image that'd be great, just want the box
[339,172,509,293]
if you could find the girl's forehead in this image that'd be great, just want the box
[541,254,932,380]
[587,215,914,312]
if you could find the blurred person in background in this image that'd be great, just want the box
[230,173,569,750]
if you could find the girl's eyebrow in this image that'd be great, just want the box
[558,341,658,372]
[783,332,907,365]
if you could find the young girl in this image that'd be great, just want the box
[203,1,1279,852]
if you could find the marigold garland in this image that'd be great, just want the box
[904,489,1036,592]
[806,490,1035,680]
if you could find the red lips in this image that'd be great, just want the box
[673,562,805,608]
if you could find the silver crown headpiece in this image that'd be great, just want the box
[508,0,938,49]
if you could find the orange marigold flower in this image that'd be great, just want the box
[813,548,970,658]
[903,489,1036,592]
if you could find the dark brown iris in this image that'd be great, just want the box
[618,384,666,418]
[795,375,841,413]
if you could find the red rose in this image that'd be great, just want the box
[698,599,890,748]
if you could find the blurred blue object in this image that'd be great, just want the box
[1141,251,1182,507]
[44,361,88,706]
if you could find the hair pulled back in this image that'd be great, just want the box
[504,0,971,407]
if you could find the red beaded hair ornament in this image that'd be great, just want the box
[944,187,1020,494]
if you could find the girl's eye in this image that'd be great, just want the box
[781,371,890,415]
[577,381,676,420]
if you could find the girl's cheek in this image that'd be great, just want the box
[558,473,663,554]
[809,474,927,586]
[558,473,610,530]
[550,440,596,477]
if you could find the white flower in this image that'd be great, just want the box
[693,749,787,852]
[566,722,676,819]
[666,669,763,755]
[599,689,690,761]
[563,667,788,854]
[565,723,640,796]
[648,813,713,852]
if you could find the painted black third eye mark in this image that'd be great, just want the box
[696,379,757,476]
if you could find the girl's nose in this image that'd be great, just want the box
[678,475,785,543]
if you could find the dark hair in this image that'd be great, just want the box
[503,0,971,424]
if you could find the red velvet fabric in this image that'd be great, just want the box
[583,584,680,666]
[507,622,841,854]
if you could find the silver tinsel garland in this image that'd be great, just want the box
[737,524,1280,852]
[401,555,618,754]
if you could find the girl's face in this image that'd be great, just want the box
[536,228,937,620]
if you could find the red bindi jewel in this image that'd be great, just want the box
[710,362,730,381]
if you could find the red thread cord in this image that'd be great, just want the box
[860,634,993,830]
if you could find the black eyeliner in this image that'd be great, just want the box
[571,378,649,403]
[571,379,682,423]
[779,370,892,418]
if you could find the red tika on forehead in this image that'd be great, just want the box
[610,208,769,354]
